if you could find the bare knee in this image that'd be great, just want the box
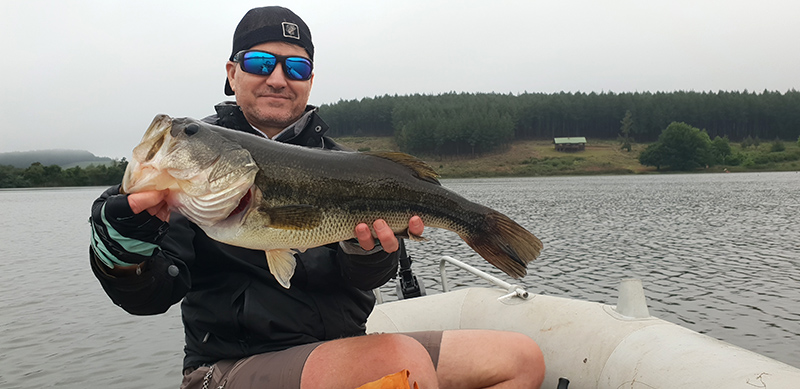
[479,331,545,388]
[508,332,545,387]
[439,330,544,389]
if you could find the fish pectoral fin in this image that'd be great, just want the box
[260,205,322,230]
[265,249,297,289]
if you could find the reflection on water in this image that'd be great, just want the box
[1,172,798,388]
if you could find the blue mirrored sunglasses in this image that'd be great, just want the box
[233,50,313,81]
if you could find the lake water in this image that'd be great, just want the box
[0,172,798,388]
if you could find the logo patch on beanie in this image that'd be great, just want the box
[282,22,300,39]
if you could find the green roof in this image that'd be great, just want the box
[553,137,587,144]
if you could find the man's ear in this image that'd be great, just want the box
[226,61,237,94]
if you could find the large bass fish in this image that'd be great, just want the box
[123,114,543,288]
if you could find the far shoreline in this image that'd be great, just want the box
[335,137,800,179]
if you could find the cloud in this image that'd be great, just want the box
[1,0,798,158]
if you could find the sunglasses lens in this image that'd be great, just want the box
[284,58,313,80]
[238,51,312,80]
[241,51,277,75]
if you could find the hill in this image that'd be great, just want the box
[0,149,113,168]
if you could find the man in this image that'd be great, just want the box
[89,6,544,388]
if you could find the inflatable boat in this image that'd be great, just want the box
[367,256,800,388]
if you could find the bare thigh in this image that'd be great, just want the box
[301,332,441,389]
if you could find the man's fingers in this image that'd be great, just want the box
[128,191,168,216]
[408,215,424,237]
[374,219,399,253]
[153,201,171,222]
[355,223,375,251]
[354,218,421,253]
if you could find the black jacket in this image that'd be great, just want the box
[89,104,400,370]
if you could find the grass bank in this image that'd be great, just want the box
[334,137,800,178]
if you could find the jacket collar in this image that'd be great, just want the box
[212,102,330,146]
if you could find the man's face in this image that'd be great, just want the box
[226,41,314,134]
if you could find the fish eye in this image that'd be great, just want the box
[184,123,200,136]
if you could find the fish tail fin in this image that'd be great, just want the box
[461,211,542,279]
[265,249,297,289]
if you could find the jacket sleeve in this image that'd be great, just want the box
[336,240,400,290]
[89,186,193,315]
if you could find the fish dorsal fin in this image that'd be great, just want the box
[260,205,322,230]
[365,152,440,185]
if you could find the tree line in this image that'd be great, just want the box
[320,90,800,155]
[639,122,800,171]
[0,160,127,188]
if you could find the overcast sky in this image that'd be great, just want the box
[2,0,799,159]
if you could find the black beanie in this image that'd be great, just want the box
[224,6,314,96]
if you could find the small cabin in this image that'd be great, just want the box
[553,137,587,152]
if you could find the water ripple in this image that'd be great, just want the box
[1,173,798,387]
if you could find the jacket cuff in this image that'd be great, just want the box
[339,239,383,255]
[338,246,399,290]
[102,194,169,244]
[90,188,169,268]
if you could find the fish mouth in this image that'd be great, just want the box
[122,114,174,194]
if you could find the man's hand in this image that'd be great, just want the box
[127,190,171,222]
[355,216,424,253]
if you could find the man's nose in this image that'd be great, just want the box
[264,63,288,87]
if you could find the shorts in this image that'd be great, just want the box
[180,331,443,389]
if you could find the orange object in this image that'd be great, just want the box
[355,369,419,389]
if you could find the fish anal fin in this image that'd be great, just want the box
[408,230,428,242]
[394,228,428,242]
[260,205,322,230]
[265,249,297,289]
[365,152,440,185]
